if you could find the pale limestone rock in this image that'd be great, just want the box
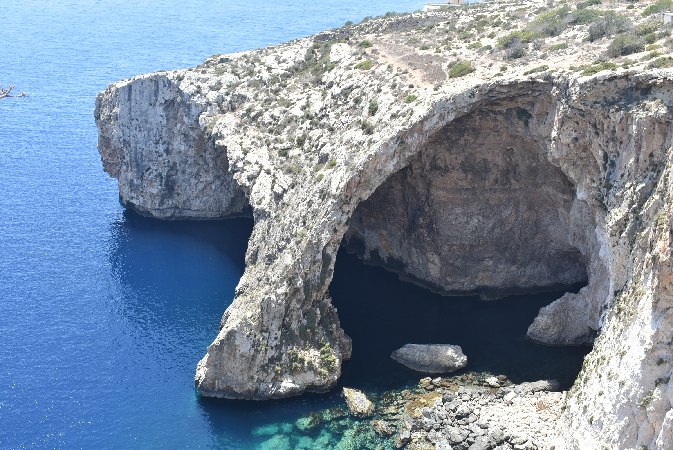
[485,377,500,388]
[391,344,468,374]
[371,419,395,436]
[343,387,375,417]
[96,1,673,447]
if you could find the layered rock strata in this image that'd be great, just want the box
[96,0,673,447]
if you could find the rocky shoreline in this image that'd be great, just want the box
[252,372,567,450]
[395,377,563,450]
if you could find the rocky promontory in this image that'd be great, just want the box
[96,0,673,447]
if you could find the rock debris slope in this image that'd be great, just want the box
[96,0,673,447]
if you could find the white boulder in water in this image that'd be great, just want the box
[391,344,468,373]
[342,387,375,417]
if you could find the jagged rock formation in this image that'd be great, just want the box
[95,76,249,219]
[95,0,673,447]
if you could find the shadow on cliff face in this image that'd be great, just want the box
[344,103,592,301]
[330,248,590,392]
[334,98,594,393]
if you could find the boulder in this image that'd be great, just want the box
[371,419,395,436]
[342,387,375,417]
[295,413,321,432]
[391,344,468,373]
[514,380,560,395]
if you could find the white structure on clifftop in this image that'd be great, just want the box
[663,11,673,25]
[423,0,465,12]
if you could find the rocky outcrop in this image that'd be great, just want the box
[96,0,673,447]
[94,74,249,219]
[391,344,468,373]
[343,387,375,417]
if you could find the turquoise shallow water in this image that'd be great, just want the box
[0,1,588,448]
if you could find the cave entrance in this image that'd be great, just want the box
[329,248,589,393]
[330,98,594,393]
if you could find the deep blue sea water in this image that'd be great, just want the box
[0,1,588,448]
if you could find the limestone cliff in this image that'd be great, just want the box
[96,0,673,447]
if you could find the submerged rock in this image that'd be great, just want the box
[391,344,468,373]
[343,387,375,417]
[257,434,291,450]
[295,412,321,432]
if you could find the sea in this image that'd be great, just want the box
[0,1,588,448]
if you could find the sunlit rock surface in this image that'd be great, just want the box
[391,344,468,373]
[96,0,673,447]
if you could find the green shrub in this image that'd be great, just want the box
[588,12,631,42]
[649,56,673,68]
[642,0,672,17]
[458,30,473,41]
[639,390,654,407]
[569,8,602,25]
[529,6,572,37]
[576,0,601,9]
[548,42,569,51]
[508,42,527,59]
[404,94,417,103]
[523,64,549,75]
[607,33,645,57]
[361,120,374,135]
[368,99,378,116]
[448,60,475,78]
[637,21,660,37]
[326,159,337,169]
[642,50,662,60]
[498,30,536,47]
[355,60,373,70]
[359,40,373,48]
[498,30,535,59]
[581,61,618,75]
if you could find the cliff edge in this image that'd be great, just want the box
[96,0,673,447]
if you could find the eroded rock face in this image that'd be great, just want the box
[391,344,468,373]
[96,1,673,447]
[94,74,249,219]
[345,96,591,300]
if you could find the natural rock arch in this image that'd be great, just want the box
[97,71,673,448]
[192,76,673,448]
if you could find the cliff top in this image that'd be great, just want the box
[126,0,673,196]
